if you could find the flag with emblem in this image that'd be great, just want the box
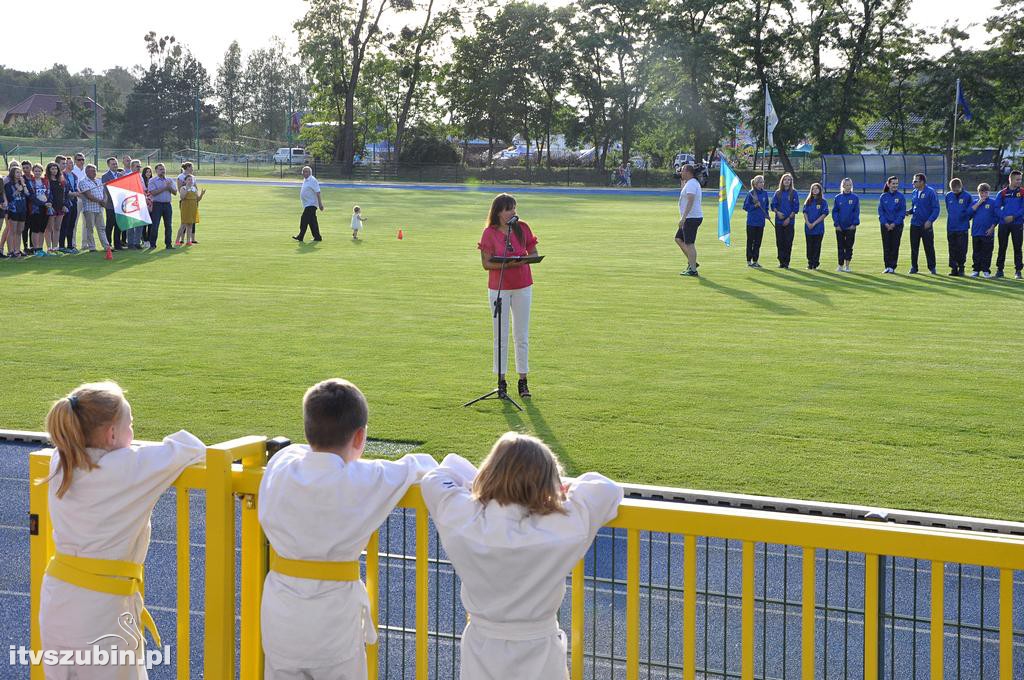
[106,171,151,231]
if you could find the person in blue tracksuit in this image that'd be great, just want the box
[944,178,973,276]
[969,183,999,278]
[742,175,771,268]
[771,173,800,268]
[802,182,828,270]
[877,176,906,273]
[907,173,940,274]
[831,178,859,271]
[994,169,1023,279]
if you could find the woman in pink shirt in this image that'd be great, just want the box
[478,193,540,399]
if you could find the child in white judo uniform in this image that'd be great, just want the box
[258,378,437,680]
[421,432,623,680]
[39,381,206,680]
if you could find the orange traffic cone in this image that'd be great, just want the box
[397,229,404,240]
[104,248,113,261]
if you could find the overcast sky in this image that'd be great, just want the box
[1,0,997,76]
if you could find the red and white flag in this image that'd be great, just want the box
[107,172,151,232]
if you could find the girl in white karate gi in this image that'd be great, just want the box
[259,378,437,680]
[421,432,623,680]
[39,381,206,680]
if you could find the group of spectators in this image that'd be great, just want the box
[1,153,203,259]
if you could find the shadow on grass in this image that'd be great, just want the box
[500,396,575,473]
[0,247,184,280]
[697,276,805,316]
[753,269,834,307]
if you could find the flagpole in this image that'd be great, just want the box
[951,78,960,187]
[763,83,769,174]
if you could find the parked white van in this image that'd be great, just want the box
[273,148,311,164]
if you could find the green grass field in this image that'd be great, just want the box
[4,181,1023,521]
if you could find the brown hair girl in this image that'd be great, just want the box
[472,432,566,516]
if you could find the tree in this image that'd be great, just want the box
[442,13,514,163]
[389,1,462,161]
[243,38,293,140]
[564,9,614,169]
[808,0,912,153]
[295,0,406,172]
[122,33,214,149]
[646,0,740,166]
[216,41,244,141]
[581,0,661,164]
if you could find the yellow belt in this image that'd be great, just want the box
[44,552,160,646]
[269,548,360,581]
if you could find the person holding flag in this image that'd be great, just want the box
[742,175,771,268]
[105,170,153,256]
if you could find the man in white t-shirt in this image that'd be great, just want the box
[294,166,325,242]
[675,164,703,276]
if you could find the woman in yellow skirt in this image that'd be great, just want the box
[175,175,205,246]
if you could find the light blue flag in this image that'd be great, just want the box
[718,158,742,246]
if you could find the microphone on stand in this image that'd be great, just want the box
[504,215,517,252]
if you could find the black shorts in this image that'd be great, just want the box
[675,218,703,244]
[28,213,48,233]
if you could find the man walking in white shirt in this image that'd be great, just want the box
[294,166,325,242]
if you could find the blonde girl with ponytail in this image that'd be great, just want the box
[39,382,205,678]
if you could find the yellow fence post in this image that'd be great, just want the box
[29,451,53,680]
[626,529,640,680]
[864,554,880,680]
[366,531,380,680]
[930,561,944,679]
[204,442,236,679]
[742,541,755,680]
[415,493,429,680]
[240,441,269,680]
[999,568,1014,679]
[683,535,697,680]
[175,485,191,680]
[571,560,584,680]
[802,547,816,680]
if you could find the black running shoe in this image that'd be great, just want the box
[518,378,531,398]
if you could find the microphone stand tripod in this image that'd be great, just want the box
[464,220,523,411]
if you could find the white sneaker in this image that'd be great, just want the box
[844,264,852,272]
[983,272,993,279]
[969,271,979,278]
[836,266,844,272]
[883,268,892,274]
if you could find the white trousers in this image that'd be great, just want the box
[489,285,532,375]
[265,652,366,680]
[80,211,108,250]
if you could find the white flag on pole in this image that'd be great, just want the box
[765,84,780,147]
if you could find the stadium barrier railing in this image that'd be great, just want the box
[26,438,1024,679]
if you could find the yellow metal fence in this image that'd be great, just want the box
[28,438,1024,679]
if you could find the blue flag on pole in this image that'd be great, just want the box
[956,79,972,122]
[718,158,742,246]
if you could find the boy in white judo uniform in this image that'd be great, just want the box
[39,381,206,680]
[420,431,623,680]
[258,378,437,680]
